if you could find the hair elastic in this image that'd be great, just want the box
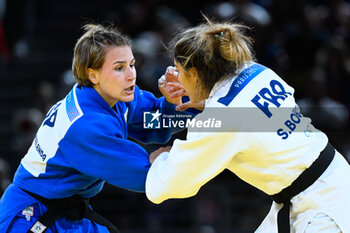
[215,31,224,39]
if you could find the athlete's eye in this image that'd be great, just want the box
[115,66,124,71]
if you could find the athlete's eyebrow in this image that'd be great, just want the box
[113,58,135,65]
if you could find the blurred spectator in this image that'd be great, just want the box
[323,35,350,104]
[133,5,190,96]
[154,5,190,44]
[208,0,271,27]
[10,107,43,174]
[32,80,55,114]
[57,69,75,100]
[0,158,10,195]
[9,81,54,174]
[11,108,43,154]
[298,67,349,149]
[133,30,164,93]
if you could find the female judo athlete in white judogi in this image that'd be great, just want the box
[145,18,350,233]
[0,24,196,233]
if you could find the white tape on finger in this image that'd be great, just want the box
[158,75,166,87]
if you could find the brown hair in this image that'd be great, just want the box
[170,17,254,93]
[72,24,131,86]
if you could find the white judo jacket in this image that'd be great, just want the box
[146,62,350,232]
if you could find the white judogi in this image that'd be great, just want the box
[146,62,350,232]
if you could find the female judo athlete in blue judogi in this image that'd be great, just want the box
[0,24,194,233]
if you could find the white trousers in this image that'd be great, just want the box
[256,151,350,233]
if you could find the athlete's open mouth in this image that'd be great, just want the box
[125,85,135,93]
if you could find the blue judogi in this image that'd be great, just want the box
[0,84,185,232]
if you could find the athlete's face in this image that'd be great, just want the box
[88,46,136,107]
[174,60,207,103]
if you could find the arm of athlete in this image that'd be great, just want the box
[60,115,152,192]
[145,131,247,204]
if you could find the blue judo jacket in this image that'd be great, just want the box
[0,84,186,232]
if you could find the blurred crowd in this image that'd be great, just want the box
[1,0,350,232]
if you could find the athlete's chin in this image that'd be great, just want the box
[120,94,135,102]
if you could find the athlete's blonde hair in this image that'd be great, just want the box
[170,16,254,92]
[72,24,131,87]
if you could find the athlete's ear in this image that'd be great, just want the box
[87,68,98,85]
[188,67,198,80]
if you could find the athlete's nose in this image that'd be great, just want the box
[126,66,136,81]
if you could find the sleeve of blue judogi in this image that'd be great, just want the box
[59,115,150,192]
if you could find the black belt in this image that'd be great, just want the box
[270,142,335,233]
[22,190,120,233]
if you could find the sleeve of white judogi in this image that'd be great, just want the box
[145,132,247,204]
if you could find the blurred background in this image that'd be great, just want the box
[1,0,350,232]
